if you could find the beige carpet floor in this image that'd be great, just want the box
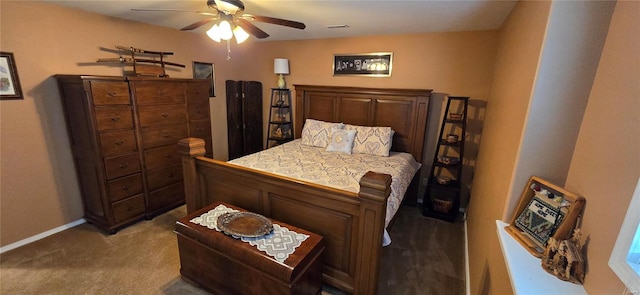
[0,204,465,294]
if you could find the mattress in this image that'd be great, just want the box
[228,139,421,245]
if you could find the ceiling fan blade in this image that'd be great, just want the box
[235,18,269,39]
[181,17,219,31]
[242,14,306,30]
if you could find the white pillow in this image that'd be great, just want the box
[325,128,357,154]
[301,119,344,148]
[344,124,394,157]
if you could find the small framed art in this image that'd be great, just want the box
[193,61,215,97]
[333,52,393,77]
[504,176,585,258]
[0,52,23,100]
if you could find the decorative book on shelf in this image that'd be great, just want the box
[505,176,586,258]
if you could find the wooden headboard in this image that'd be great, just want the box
[294,85,432,163]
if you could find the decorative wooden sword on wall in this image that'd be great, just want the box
[96,45,185,77]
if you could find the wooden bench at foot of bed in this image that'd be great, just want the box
[179,137,391,295]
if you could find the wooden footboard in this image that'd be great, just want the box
[179,138,390,294]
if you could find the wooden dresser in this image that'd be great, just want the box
[55,75,212,233]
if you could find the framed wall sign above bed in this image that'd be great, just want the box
[333,52,393,77]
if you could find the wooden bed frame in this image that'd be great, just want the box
[178,85,432,294]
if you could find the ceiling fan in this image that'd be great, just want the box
[132,0,306,40]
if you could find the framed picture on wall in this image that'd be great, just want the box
[333,52,393,77]
[0,52,23,100]
[193,61,215,97]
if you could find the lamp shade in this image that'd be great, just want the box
[206,24,221,42]
[274,58,289,74]
[233,26,250,44]
[218,20,233,40]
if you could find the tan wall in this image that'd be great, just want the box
[565,1,640,294]
[0,1,499,246]
[242,31,499,96]
[467,2,551,294]
[507,0,615,219]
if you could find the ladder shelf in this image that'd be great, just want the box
[266,88,294,148]
[423,96,469,222]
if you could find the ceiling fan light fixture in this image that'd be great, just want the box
[206,24,222,42]
[233,26,250,44]
[164,0,306,49]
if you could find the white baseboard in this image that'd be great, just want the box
[465,219,471,295]
[0,219,86,254]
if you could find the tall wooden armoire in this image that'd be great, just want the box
[226,80,263,160]
[55,75,212,233]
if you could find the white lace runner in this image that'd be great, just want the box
[189,204,309,263]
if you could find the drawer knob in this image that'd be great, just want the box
[115,140,125,146]
[196,127,203,131]
[158,90,167,95]
[126,205,134,212]
[163,133,172,138]
[121,185,129,191]
[161,113,169,118]
[119,163,129,169]
[168,172,175,177]
[165,153,173,159]
[107,91,118,97]
[111,117,120,122]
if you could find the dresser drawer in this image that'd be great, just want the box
[134,81,185,105]
[138,105,187,127]
[189,120,211,139]
[141,124,188,149]
[148,182,184,211]
[104,153,141,180]
[95,106,134,132]
[186,81,210,102]
[108,173,143,202]
[188,102,210,121]
[99,130,138,157]
[90,81,130,105]
[147,164,183,191]
[112,194,145,224]
[144,145,180,171]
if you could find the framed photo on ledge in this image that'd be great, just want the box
[0,52,23,100]
[192,61,215,97]
[333,52,393,77]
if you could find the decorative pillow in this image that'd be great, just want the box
[301,119,344,148]
[325,128,357,154]
[344,124,394,157]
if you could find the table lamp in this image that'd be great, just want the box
[274,58,289,89]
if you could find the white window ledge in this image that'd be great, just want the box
[496,220,587,295]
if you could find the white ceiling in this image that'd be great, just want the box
[44,0,518,41]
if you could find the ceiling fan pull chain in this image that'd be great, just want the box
[226,40,231,60]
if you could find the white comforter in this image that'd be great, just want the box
[228,139,421,245]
